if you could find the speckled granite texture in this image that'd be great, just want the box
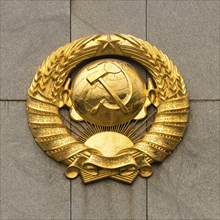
[0,1,219,219]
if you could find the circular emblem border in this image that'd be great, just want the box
[27,34,189,183]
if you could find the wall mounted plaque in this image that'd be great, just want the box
[27,34,189,184]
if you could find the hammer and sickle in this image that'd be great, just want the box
[86,62,130,114]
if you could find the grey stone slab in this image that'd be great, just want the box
[148,101,220,220]
[0,101,70,219]
[71,178,147,220]
[71,0,146,40]
[147,1,220,100]
[0,0,70,100]
[70,1,147,219]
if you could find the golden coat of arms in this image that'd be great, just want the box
[27,34,189,184]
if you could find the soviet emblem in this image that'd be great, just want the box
[27,34,189,184]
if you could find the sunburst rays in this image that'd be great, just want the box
[60,109,157,143]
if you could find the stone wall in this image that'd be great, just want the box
[0,1,219,219]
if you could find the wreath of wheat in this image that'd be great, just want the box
[27,34,189,184]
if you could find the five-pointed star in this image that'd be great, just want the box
[97,35,120,52]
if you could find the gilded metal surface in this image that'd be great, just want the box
[27,34,189,184]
